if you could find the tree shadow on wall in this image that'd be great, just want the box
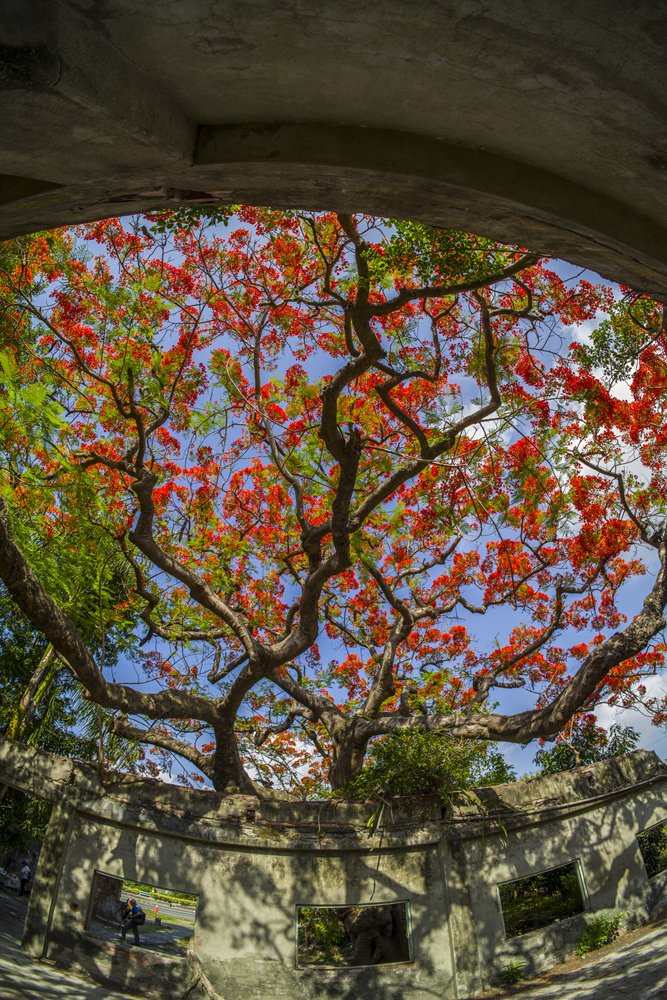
[203,845,449,1000]
[53,803,451,1000]
[449,764,664,990]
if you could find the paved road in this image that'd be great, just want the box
[131,888,197,923]
[473,919,667,1000]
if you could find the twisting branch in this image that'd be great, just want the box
[360,559,437,715]
[574,451,654,545]
[119,533,235,660]
[250,320,309,536]
[364,520,667,743]
[470,587,566,706]
[337,214,371,307]
[367,252,540,318]
[348,291,503,533]
[0,498,221,724]
[111,716,215,779]
[374,372,430,455]
[254,700,317,748]
[130,470,257,661]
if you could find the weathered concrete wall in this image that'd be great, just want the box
[446,752,667,990]
[53,817,455,999]
[1,2,667,298]
[1,742,664,998]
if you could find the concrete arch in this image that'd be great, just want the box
[1,1,666,296]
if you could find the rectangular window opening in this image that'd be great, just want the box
[87,870,199,956]
[637,818,667,879]
[296,902,411,968]
[498,860,587,938]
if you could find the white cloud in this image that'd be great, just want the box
[595,673,667,760]
[565,317,600,347]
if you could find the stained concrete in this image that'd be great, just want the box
[1,2,667,297]
[2,888,666,1000]
[0,741,665,999]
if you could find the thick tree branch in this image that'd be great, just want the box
[0,498,220,725]
[348,294,502,532]
[111,716,215,779]
[367,252,540,318]
[366,521,667,743]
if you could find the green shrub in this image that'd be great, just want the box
[575,912,623,956]
[343,730,515,801]
[297,907,348,965]
[499,861,585,937]
[499,960,526,985]
[121,879,198,906]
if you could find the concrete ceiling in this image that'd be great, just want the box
[1,0,666,295]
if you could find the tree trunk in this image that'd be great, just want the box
[328,730,369,790]
[212,725,256,795]
[5,645,58,741]
[1,648,59,804]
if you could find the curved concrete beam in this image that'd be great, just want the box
[1,1,666,295]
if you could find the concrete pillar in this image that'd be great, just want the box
[21,796,76,957]
[440,833,484,998]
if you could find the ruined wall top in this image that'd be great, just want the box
[1,739,664,851]
[449,750,667,837]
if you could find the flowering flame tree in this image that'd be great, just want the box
[0,208,665,796]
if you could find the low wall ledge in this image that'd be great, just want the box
[1,741,664,850]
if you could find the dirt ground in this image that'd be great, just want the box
[471,917,667,999]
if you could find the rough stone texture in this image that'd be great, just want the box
[0,741,665,998]
[1,2,667,298]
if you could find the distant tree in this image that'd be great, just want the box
[533,718,640,775]
[0,541,135,759]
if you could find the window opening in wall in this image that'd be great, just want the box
[87,870,198,956]
[498,860,587,938]
[637,819,667,878]
[296,902,411,967]
[0,787,50,944]
[0,788,49,898]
